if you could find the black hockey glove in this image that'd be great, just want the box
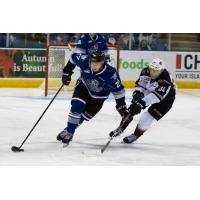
[116,104,128,118]
[62,60,76,85]
[129,98,146,115]
[62,71,73,86]
[132,90,144,102]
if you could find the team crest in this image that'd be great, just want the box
[91,79,98,87]
[86,79,103,92]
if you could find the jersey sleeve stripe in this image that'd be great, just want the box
[70,56,76,65]
[136,84,146,90]
[152,91,162,101]
[112,88,125,99]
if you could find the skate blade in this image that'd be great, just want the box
[121,140,135,144]
[63,143,70,148]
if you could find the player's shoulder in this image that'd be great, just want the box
[157,69,172,85]
[160,69,171,80]
[105,63,117,73]
[80,34,87,39]
[79,34,89,43]
[79,54,89,62]
[103,64,118,78]
[72,53,89,64]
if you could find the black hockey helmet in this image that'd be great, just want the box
[90,51,105,63]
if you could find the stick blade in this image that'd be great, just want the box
[101,148,105,154]
[11,146,24,152]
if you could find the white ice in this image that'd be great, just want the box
[0,88,200,165]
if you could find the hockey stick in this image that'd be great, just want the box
[110,112,133,137]
[101,94,176,154]
[101,135,114,154]
[11,84,64,152]
[108,95,175,139]
[101,113,133,154]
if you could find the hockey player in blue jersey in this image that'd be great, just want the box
[75,33,109,57]
[64,33,110,77]
[57,50,127,144]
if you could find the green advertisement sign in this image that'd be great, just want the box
[0,48,46,78]
[120,58,149,69]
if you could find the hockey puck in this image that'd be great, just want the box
[11,146,24,152]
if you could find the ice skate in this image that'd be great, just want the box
[57,130,73,144]
[123,133,138,144]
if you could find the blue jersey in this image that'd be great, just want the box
[74,33,109,56]
[70,53,125,99]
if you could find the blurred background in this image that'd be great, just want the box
[1,33,200,51]
[0,33,200,90]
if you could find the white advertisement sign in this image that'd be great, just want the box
[119,50,200,82]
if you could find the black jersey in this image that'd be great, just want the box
[135,67,176,104]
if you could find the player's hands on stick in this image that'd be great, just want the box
[132,90,144,101]
[62,72,73,86]
[128,90,146,115]
[129,98,146,115]
[111,91,145,138]
[109,112,133,138]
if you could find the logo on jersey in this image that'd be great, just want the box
[86,79,103,92]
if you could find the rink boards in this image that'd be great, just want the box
[0,49,200,89]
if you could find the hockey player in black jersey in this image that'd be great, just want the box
[110,58,176,143]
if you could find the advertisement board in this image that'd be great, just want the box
[0,48,200,88]
[119,50,200,82]
[0,48,45,78]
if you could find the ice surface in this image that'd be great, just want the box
[0,88,200,165]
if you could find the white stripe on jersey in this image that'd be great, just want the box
[142,93,160,106]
